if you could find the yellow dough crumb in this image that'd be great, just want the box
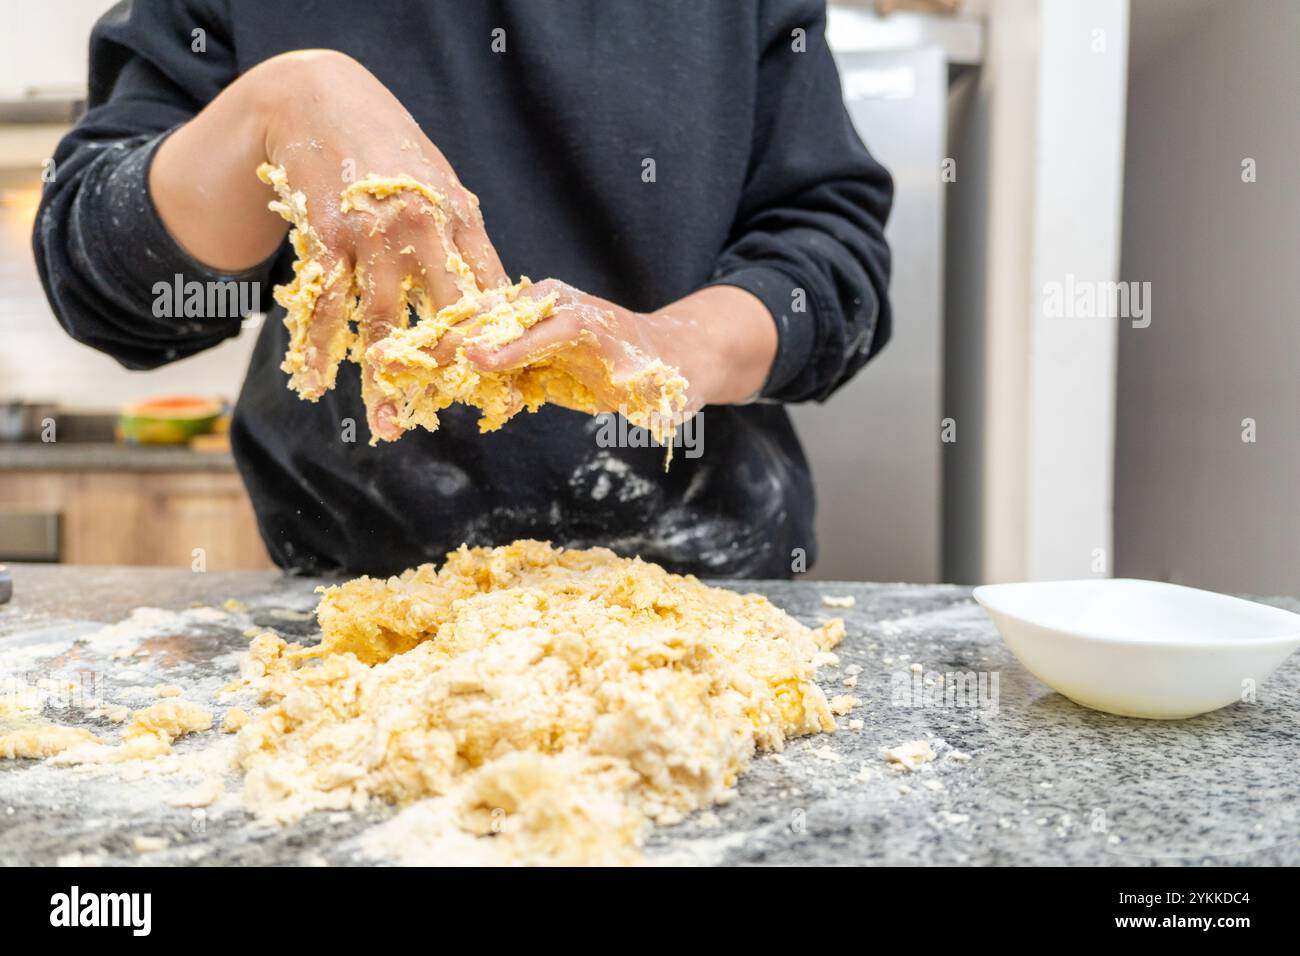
[0,725,101,760]
[131,835,169,854]
[883,739,936,771]
[124,699,213,742]
[233,539,844,864]
[169,777,224,808]
[221,708,250,733]
[48,699,213,766]
[257,164,687,445]
[830,694,860,716]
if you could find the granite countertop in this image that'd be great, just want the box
[2,564,1297,866]
[0,442,236,472]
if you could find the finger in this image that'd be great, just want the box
[453,216,509,291]
[355,250,410,342]
[412,233,472,310]
[468,309,585,372]
[429,323,470,367]
[353,253,413,442]
[294,252,355,399]
[360,357,404,443]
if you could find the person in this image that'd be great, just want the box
[34,0,893,578]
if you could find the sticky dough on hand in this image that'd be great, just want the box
[257,164,688,446]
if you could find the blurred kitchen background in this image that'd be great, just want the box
[0,0,1296,592]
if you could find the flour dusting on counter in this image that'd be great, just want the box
[25,567,1277,866]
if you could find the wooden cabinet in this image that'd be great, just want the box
[0,469,273,569]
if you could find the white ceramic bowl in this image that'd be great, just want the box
[972,579,1300,719]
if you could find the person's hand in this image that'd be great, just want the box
[151,50,777,440]
[153,50,507,437]
[262,52,506,433]
[431,279,778,427]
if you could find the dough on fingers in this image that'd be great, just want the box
[258,164,687,445]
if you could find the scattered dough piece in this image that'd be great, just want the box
[125,699,212,742]
[223,598,247,613]
[169,777,224,808]
[842,675,858,688]
[155,685,182,698]
[884,739,937,772]
[132,835,169,854]
[0,725,101,760]
[49,699,213,766]
[268,608,313,622]
[221,708,250,734]
[830,695,860,716]
[816,618,846,650]
[821,594,856,608]
[848,718,865,731]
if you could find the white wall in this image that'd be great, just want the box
[1115,0,1300,595]
[0,0,117,99]
[0,0,257,409]
[944,0,1129,583]
[0,172,258,409]
[1024,0,1128,580]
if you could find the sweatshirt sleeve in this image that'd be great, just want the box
[706,0,894,403]
[32,0,270,370]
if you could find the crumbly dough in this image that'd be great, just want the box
[829,694,860,716]
[883,739,936,771]
[257,165,687,445]
[0,698,211,764]
[168,777,224,808]
[0,725,100,760]
[131,835,169,854]
[48,699,213,766]
[125,699,213,742]
[232,540,844,863]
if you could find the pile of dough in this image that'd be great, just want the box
[258,166,687,445]
[234,540,844,864]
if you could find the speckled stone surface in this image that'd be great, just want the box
[1,564,1297,866]
[0,442,236,472]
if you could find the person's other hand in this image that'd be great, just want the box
[447,279,777,424]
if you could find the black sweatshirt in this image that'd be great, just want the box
[34,0,893,578]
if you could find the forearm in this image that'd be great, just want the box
[149,53,329,272]
[651,285,777,406]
